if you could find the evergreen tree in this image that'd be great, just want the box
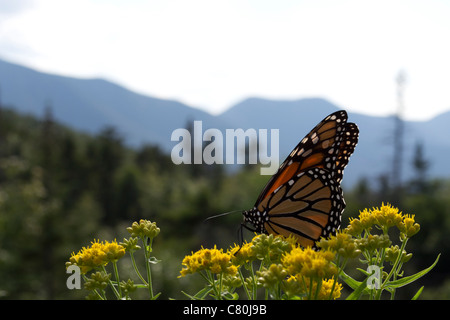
[410,141,430,193]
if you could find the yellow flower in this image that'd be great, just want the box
[321,278,342,300]
[229,241,256,266]
[282,247,337,279]
[344,204,419,237]
[283,276,342,300]
[358,208,376,230]
[179,246,237,277]
[399,214,420,238]
[103,239,126,262]
[67,239,125,274]
[306,277,342,300]
[372,203,404,231]
[345,217,364,236]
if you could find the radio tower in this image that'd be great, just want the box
[392,70,406,203]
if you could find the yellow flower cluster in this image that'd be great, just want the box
[229,241,256,266]
[256,246,341,299]
[180,234,342,299]
[282,247,337,279]
[317,231,361,259]
[284,276,342,300]
[313,277,342,300]
[229,233,296,266]
[179,245,237,277]
[345,203,420,238]
[399,214,421,238]
[67,239,126,274]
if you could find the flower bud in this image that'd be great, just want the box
[127,219,160,239]
[257,264,288,289]
[84,271,111,291]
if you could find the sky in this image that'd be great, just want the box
[0,0,449,121]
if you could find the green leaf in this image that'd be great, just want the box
[181,286,213,300]
[411,286,424,300]
[340,270,370,300]
[384,254,440,290]
[356,267,373,276]
[151,292,161,300]
[222,291,239,300]
[339,270,362,290]
[346,277,369,300]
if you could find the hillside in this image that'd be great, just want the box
[1,57,449,185]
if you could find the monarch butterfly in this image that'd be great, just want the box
[242,110,359,248]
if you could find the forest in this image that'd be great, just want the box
[0,105,448,299]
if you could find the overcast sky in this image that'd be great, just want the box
[1,0,449,120]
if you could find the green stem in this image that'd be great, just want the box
[218,272,224,300]
[238,268,252,300]
[390,256,405,300]
[142,237,154,299]
[277,282,282,300]
[255,260,266,300]
[329,257,347,300]
[112,261,122,298]
[202,270,221,300]
[102,265,120,299]
[130,251,148,285]
[383,238,408,287]
[375,238,408,300]
[314,278,322,300]
[308,277,313,300]
[248,261,258,300]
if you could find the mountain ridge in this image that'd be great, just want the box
[1,57,449,186]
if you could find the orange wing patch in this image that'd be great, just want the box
[262,162,299,200]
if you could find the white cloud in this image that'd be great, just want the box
[0,0,449,120]
[0,0,34,15]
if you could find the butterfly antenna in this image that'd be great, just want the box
[203,210,241,223]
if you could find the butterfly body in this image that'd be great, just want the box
[242,110,359,248]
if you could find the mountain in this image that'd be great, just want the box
[0,58,229,147]
[223,98,450,187]
[220,98,403,187]
[1,57,449,186]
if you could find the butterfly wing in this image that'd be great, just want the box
[334,122,359,183]
[255,110,351,204]
[258,168,344,248]
[243,110,359,247]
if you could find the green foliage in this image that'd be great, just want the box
[0,107,259,299]
[67,220,161,300]
[68,207,439,300]
[0,106,446,299]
